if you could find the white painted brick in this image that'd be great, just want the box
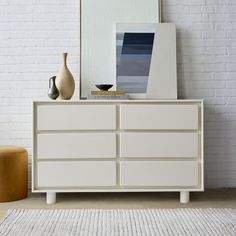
[163,0,177,5]
[227,98,236,104]
[215,6,236,14]
[228,0,236,4]
[227,39,236,47]
[214,72,236,80]
[180,47,205,55]
[189,55,215,63]
[227,81,236,88]
[190,6,215,14]
[182,39,228,47]
[181,80,225,89]
[208,14,231,23]
[215,23,236,31]
[215,89,236,97]
[215,56,236,63]
[227,64,236,72]
[178,0,205,5]
[206,0,229,5]
[227,47,236,55]
[204,47,227,55]
[204,98,227,105]
[202,31,227,39]
[228,113,236,121]
[214,105,236,113]
[179,88,215,97]
[190,72,214,80]
[227,31,236,39]
[205,162,236,171]
[163,5,189,14]
[189,14,207,22]
[191,23,214,31]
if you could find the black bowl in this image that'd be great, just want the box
[95,84,113,91]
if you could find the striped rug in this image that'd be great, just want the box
[0,209,235,235]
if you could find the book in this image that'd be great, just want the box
[87,94,130,100]
[91,90,126,95]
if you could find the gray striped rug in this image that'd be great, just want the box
[0,209,235,235]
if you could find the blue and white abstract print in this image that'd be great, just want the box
[116,24,155,93]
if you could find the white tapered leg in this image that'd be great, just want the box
[46,192,56,204]
[180,191,189,203]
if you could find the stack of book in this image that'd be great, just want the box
[87,90,129,100]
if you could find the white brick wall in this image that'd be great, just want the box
[0,0,235,188]
[0,0,80,188]
[163,0,236,187]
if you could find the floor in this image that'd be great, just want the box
[0,189,235,219]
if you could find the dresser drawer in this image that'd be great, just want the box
[120,104,199,130]
[120,133,198,158]
[37,133,116,159]
[120,161,199,186]
[37,104,116,130]
[37,161,116,187]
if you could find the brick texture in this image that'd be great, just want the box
[0,0,80,188]
[0,0,235,187]
[163,0,236,187]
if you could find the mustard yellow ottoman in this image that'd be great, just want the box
[0,146,28,202]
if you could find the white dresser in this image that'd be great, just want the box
[32,100,204,204]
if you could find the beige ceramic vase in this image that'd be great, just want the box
[56,53,75,100]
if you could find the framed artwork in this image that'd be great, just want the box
[116,23,155,98]
[80,0,160,98]
[116,23,177,99]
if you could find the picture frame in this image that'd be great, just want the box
[115,23,177,100]
[80,0,160,99]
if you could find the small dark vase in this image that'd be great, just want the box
[48,76,59,100]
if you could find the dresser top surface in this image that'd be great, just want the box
[33,99,203,104]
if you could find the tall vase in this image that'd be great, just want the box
[56,53,75,100]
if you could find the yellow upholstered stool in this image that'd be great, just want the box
[0,146,28,202]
